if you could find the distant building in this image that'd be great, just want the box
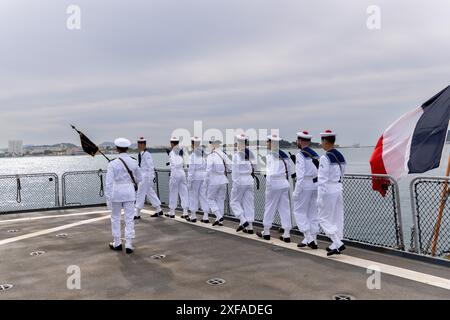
[8,140,23,156]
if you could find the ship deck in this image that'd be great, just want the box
[0,206,449,300]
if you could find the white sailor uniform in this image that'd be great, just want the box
[135,149,162,217]
[187,148,210,221]
[205,148,230,225]
[317,148,346,250]
[262,148,294,240]
[168,146,189,217]
[230,148,255,232]
[106,143,142,250]
[293,146,320,246]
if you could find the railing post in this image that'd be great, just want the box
[409,177,421,254]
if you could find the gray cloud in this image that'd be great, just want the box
[0,0,449,147]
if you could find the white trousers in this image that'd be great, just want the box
[293,187,319,243]
[207,184,227,220]
[189,180,209,219]
[169,174,189,214]
[111,201,135,249]
[230,184,254,226]
[318,191,344,249]
[263,187,292,237]
[135,177,161,211]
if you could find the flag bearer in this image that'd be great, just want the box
[187,136,210,223]
[257,134,294,242]
[106,138,142,254]
[293,131,320,250]
[231,134,256,234]
[134,137,163,219]
[167,136,189,218]
[205,138,230,226]
[317,130,347,256]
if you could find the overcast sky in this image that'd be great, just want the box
[1,0,449,147]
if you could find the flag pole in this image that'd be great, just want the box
[430,154,450,256]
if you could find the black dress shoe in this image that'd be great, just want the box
[279,236,291,243]
[308,242,319,250]
[327,249,340,257]
[236,221,249,232]
[201,219,210,224]
[219,217,224,222]
[157,211,164,216]
[243,229,254,235]
[150,212,160,217]
[338,245,346,252]
[279,228,284,234]
[297,243,308,248]
[190,219,197,223]
[169,215,176,219]
[125,248,134,254]
[185,217,191,222]
[134,216,141,220]
[164,213,170,217]
[109,243,122,251]
[256,231,270,241]
[212,220,220,226]
[326,246,333,252]
[181,215,189,219]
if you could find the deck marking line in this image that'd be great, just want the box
[0,210,109,224]
[0,215,110,246]
[141,209,450,291]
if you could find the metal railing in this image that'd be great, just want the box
[410,176,450,257]
[0,169,412,254]
[0,173,59,213]
[61,170,107,206]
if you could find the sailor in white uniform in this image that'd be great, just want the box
[292,131,320,250]
[257,134,295,242]
[106,138,143,254]
[134,137,163,219]
[167,136,189,219]
[205,138,231,226]
[317,130,347,256]
[187,136,210,223]
[230,134,256,234]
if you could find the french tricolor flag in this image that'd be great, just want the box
[370,85,450,196]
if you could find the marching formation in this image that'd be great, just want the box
[105,130,346,257]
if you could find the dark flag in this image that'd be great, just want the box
[70,125,110,161]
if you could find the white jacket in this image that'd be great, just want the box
[138,150,155,179]
[206,149,230,186]
[106,153,143,203]
[266,151,294,190]
[232,151,254,186]
[295,150,318,191]
[169,147,186,178]
[318,155,346,194]
[188,150,207,182]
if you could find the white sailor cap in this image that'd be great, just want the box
[320,130,336,138]
[236,133,249,142]
[114,137,131,148]
[267,133,281,142]
[208,136,222,145]
[170,136,180,142]
[297,130,313,140]
[191,136,202,143]
[137,136,146,143]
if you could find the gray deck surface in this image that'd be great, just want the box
[0,206,449,300]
